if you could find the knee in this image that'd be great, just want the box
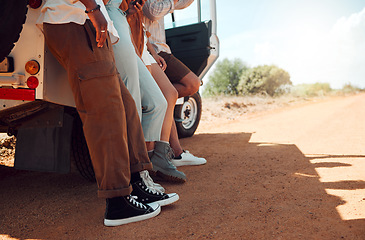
[191,76,201,93]
[153,94,167,115]
[185,74,201,95]
[142,93,167,115]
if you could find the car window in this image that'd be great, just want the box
[165,0,211,29]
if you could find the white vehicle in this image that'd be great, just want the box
[0,0,219,180]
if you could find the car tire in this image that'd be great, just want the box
[0,0,28,62]
[71,115,96,182]
[174,92,202,138]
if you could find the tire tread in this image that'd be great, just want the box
[0,0,28,61]
[71,115,96,182]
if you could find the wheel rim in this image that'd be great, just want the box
[180,96,198,129]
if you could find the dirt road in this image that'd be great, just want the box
[1,94,365,239]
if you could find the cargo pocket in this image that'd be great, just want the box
[76,60,124,115]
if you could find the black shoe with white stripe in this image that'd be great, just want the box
[104,195,160,227]
[131,171,179,206]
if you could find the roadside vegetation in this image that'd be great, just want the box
[200,58,364,122]
[203,58,364,98]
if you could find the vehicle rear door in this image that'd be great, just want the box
[165,0,219,80]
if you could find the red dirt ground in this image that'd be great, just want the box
[1,94,365,239]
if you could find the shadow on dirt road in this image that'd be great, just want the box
[1,132,364,239]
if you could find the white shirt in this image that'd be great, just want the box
[36,0,119,43]
[143,0,194,54]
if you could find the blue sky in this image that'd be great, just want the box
[214,0,365,89]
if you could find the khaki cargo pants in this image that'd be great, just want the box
[43,20,152,198]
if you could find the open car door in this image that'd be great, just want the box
[166,0,219,137]
[165,0,219,80]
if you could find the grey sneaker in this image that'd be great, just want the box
[150,141,187,183]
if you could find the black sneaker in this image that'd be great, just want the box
[132,176,179,207]
[104,195,160,227]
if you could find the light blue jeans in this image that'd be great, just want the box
[105,0,167,142]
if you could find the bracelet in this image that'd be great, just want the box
[85,4,100,14]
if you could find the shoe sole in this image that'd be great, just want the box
[153,193,179,207]
[151,164,187,182]
[104,204,161,227]
[171,160,207,167]
[151,170,187,183]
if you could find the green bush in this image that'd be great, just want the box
[238,65,292,96]
[203,58,248,96]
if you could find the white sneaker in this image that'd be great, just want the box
[140,170,165,193]
[171,150,207,167]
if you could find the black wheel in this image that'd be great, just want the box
[71,115,96,182]
[174,92,202,138]
[0,0,28,62]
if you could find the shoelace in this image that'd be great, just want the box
[140,170,165,193]
[164,145,179,170]
[142,183,163,195]
[166,144,175,161]
[127,195,147,209]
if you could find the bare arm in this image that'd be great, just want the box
[80,0,108,47]
[147,39,166,71]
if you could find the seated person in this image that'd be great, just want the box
[104,0,187,182]
[123,0,207,167]
[37,0,178,227]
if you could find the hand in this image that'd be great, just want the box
[87,10,108,48]
[127,0,146,16]
[155,55,167,71]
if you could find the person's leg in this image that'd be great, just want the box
[144,63,185,182]
[106,5,185,183]
[107,6,166,144]
[150,63,178,142]
[157,52,196,157]
[169,120,183,156]
[159,52,200,98]
[118,68,179,205]
[44,21,164,226]
[104,4,180,204]
[168,114,206,166]
[137,57,167,142]
[44,22,134,197]
[172,71,200,98]
[118,70,153,173]
[158,52,207,167]
[169,113,207,167]
[115,44,179,215]
[107,6,142,119]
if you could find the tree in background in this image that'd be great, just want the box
[204,58,248,96]
[238,65,292,96]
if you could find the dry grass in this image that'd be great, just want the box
[0,136,16,167]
